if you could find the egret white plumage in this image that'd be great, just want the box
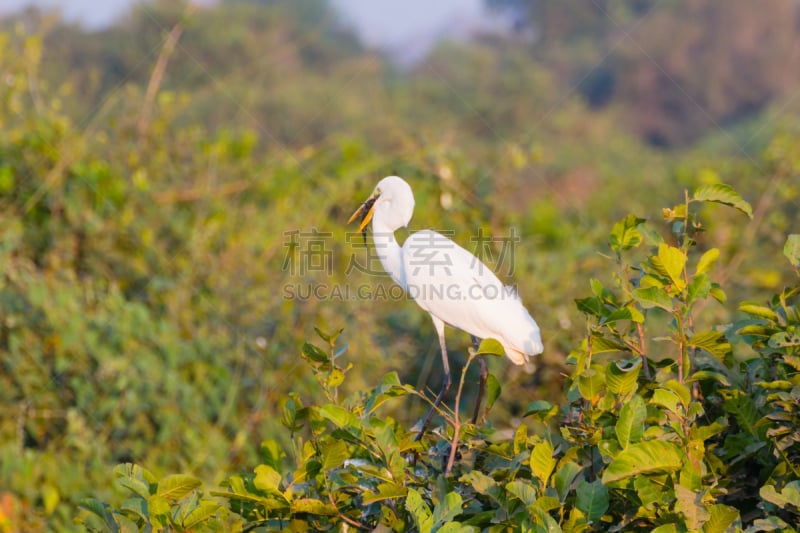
[348,176,543,437]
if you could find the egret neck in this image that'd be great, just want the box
[371,221,407,291]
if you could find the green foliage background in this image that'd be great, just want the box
[0,0,798,531]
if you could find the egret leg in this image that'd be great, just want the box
[416,317,450,441]
[470,336,488,424]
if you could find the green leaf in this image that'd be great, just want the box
[291,498,337,515]
[601,440,683,483]
[554,462,582,502]
[530,440,556,486]
[577,369,604,401]
[784,234,800,268]
[523,400,558,422]
[633,286,674,312]
[183,502,222,528]
[703,504,740,533]
[652,243,687,289]
[321,439,348,470]
[738,303,779,321]
[461,470,498,497]
[406,488,433,533]
[431,491,463,527]
[606,358,641,396]
[477,338,505,357]
[506,479,537,506]
[576,479,609,523]
[696,248,720,275]
[689,331,731,360]
[687,273,712,304]
[721,390,759,436]
[253,465,282,492]
[694,183,753,218]
[157,474,202,502]
[675,484,710,530]
[318,404,361,433]
[609,214,645,253]
[363,482,407,504]
[485,373,502,413]
[616,395,646,448]
[302,341,328,362]
[576,296,602,317]
[651,388,681,415]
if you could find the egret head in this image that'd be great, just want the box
[348,176,415,237]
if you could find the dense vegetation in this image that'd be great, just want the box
[0,0,798,531]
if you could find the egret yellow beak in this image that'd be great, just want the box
[348,194,378,233]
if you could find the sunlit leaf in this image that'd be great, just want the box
[601,440,683,483]
[616,395,646,448]
[693,183,753,218]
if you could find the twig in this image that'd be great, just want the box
[137,11,190,141]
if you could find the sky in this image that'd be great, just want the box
[0,0,488,62]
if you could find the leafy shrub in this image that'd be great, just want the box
[78,185,800,531]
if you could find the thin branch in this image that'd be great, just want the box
[137,12,190,141]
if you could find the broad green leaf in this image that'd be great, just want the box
[662,380,691,407]
[744,517,792,532]
[687,273,712,304]
[651,388,681,414]
[633,286,673,312]
[302,342,328,362]
[183,501,223,528]
[634,475,667,509]
[577,369,604,402]
[78,499,114,525]
[689,331,731,360]
[506,479,537,506]
[694,183,753,218]
[575,296,602,317]
[768,331,800,348]
[703,504,740,533]
[318,404,361,432]
[485,373,501,413]
[590,333,626,354]
[530,440,556,486]
[253,465,282,492]
[148,494,171,516]
[675,484,710,530]
[363,483,407,504]
[321,439,348,469]
[609,214,645,253]
[120,498,147,521]
[524,400,559,422]
[651,243,687,289]
[606,358,641,396]
[554,462,582,502]
[576,479,608,523]
[601,440,683,483]
[405,488,433,533]
[696,248,720,275]
[529,505,563,532]
[461,470,498,497]
[784,234,800,268]
[477,338,505,357]
[157,474,202,502]
[431,491,463,528]
[721,390,759,436]
[291,498,337,515]
[616,394,646,448]
[738,303,778,321]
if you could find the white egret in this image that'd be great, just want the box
[348,176,543,437]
